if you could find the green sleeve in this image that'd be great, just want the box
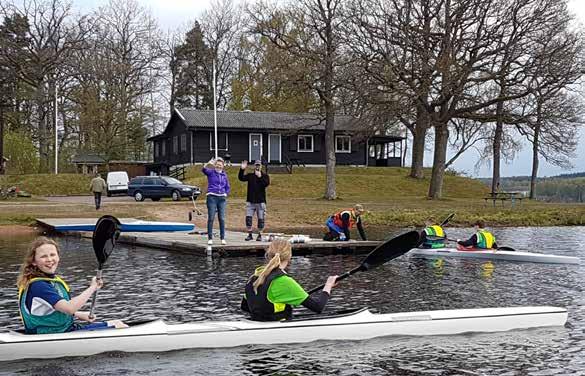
[267,275,309,307]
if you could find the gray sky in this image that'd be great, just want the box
[73,0,584,177]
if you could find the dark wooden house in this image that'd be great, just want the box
[147,109,404,173]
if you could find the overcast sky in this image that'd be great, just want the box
[73,0,585,177]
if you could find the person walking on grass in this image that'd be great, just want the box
[202,157,231,247]
[238,159,270,241]
[89,173,107,210]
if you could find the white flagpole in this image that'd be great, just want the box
[54,82,58,174]
[213,59,218,159]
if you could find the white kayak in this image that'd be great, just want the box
[409,247,580,265]
[0,306,567,361]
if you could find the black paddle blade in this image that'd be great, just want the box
[92,215,121,265]
[306,230,421,295]
[361,230,421,271]
[440,213,455,227]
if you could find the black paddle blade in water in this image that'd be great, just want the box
[360,230,421,271]
[92,215,121,265]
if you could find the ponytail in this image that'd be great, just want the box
[252,238,292,294]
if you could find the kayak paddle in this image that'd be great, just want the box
[307,230,420,295]
[89,215,121,319]
[447,238,516,252]
[439,213,455,226]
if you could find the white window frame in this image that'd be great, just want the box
[173,136,178,155]
[249,133,263,161]
[180,134,187,152]
[209,132,229,151]
[335,135,351,153]
[268,133,282,162]
[297,134,314,153]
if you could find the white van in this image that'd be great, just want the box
[106,171,129,196]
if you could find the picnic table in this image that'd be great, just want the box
[483,191,525,208]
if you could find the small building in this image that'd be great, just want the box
[147,109,404,172]
[71,153,148,178]
[71,153,106,175]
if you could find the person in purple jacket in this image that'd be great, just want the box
[202,157,231,246]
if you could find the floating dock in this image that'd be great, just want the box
[37,218,382,257]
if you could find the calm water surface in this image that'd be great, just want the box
[0,227,583,375]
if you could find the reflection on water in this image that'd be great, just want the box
[0,227,584,375]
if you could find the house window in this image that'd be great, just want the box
[154,142,159,157]
[369,145,375,158]
[173,136,178,154]
[209,132,229,151]
[161,141,166,156]
[297,135,313,152]
[180,134,187,152]
[335,135,351,153]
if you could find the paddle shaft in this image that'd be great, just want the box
[446,237,514,251]
[88,266,103,319]
[307,266,360,295]
[439,213,455,227]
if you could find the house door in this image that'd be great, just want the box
[268,134,281,163]
[249,134,262,162]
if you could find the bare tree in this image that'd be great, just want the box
[201,0,247,109]
[518,21,585,198]
[248,0,347,199]
[0,0,88,172]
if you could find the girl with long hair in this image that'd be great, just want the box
[17,237,126,334]
[241,238,338,321]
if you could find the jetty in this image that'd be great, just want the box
[36,218,382,257]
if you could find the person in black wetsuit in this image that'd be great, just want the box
[241,238,338,321]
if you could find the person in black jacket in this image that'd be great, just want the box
[238,160,270,241]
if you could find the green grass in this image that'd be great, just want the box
[183,166,489,200]
[0,174,93,196]
[1,167,584,227]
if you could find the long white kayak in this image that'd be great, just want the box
[0,306,567,361]
[409,247,580,265]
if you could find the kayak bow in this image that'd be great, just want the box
[409,247,580,265]
[0,306,567,361]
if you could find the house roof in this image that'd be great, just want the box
[177,109,363,132]
[148,109,406,142]
[71,153,106,164]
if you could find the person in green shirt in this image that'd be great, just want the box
[241,238,338,321]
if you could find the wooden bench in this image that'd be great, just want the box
[483,192,524,208]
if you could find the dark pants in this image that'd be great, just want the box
[93,192,102,210]
[206,195,226,240]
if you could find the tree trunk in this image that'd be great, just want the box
[491,121,502,194]
[324,101,337,200]
[529,102,542,200]
[0,105,4,175]
[410,105,429,179]
[428,122,449,199]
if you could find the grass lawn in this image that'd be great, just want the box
[1,167,584,228]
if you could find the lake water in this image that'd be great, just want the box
[0,227,583,375]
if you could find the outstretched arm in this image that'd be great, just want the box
[357,218,367,240]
